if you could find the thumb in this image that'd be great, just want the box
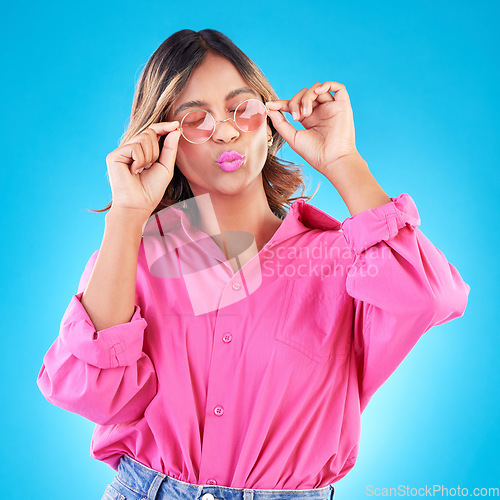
[267,108,298,148]
[157,129,181,168]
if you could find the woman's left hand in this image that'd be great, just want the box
[265,82,359,175]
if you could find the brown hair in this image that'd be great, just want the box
[89,29,319,220]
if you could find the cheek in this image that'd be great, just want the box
[253,131,269,166]
[175,145,209,177]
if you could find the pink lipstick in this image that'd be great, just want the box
[217,150,245,172]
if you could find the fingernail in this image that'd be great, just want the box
[137,168,144,174]
[292,112,299,120]
[145,162,153,169]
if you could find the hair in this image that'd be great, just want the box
[88,29,320,220]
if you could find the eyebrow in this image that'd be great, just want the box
[172,87,259,118]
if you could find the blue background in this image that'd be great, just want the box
[2,0,498,498]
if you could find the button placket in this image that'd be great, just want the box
[198,276,251,484]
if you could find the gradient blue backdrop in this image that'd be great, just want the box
[2,0,498,498]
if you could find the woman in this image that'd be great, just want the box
[37,29,470,500]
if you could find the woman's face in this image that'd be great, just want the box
[167,53,272,198]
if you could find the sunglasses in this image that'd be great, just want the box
[176,98,268,144]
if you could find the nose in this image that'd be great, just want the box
[211,116,239,143]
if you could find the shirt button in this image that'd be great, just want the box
[202,494,215,500]
[206,479,217,485]
[214,405,224,416]
[232,282,242,291]
[222,332,232,343]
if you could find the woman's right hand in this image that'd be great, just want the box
[105,121,181,221]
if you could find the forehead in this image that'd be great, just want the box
[177,54,250,101]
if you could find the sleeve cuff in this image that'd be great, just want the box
[59,291,148,369]
[340,193,421,255]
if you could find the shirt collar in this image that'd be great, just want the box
[146,197,342,260]
[285,198,342,234]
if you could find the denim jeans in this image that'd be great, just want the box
[101,454,335,500]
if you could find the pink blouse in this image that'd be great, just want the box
[36,193,470,489]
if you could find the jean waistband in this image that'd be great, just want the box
[114,454,335,500]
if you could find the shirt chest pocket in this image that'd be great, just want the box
[274,279,353,364]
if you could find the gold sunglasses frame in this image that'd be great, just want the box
[176,98,269,144]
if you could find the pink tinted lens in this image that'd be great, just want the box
[181,111,214,143]
[181,100,267,143]
[235,100,267,131]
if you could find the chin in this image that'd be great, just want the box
[209,170,263,197]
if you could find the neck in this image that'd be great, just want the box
[190,181,283,256]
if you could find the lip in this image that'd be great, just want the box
[217,156,245,172]
[217,150,244,164]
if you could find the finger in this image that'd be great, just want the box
[301,82,326,118]
[265,100,288,110]
[147,120,181,139]
[133,122,179,171]
[127,120,180,144]
[266,100,301,122]
[314,81,349,104]
[312,86,336,103]
[119,137,149,174]
[288,88,309,121]
[139,129,153,168]
[147,128,161,160]
[141,127,160,168]
[114,142,145,173]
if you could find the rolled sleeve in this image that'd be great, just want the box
[341,193,421,255]
[339,193,470,412]
[37,249,157,425]
[59,291,148,369]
